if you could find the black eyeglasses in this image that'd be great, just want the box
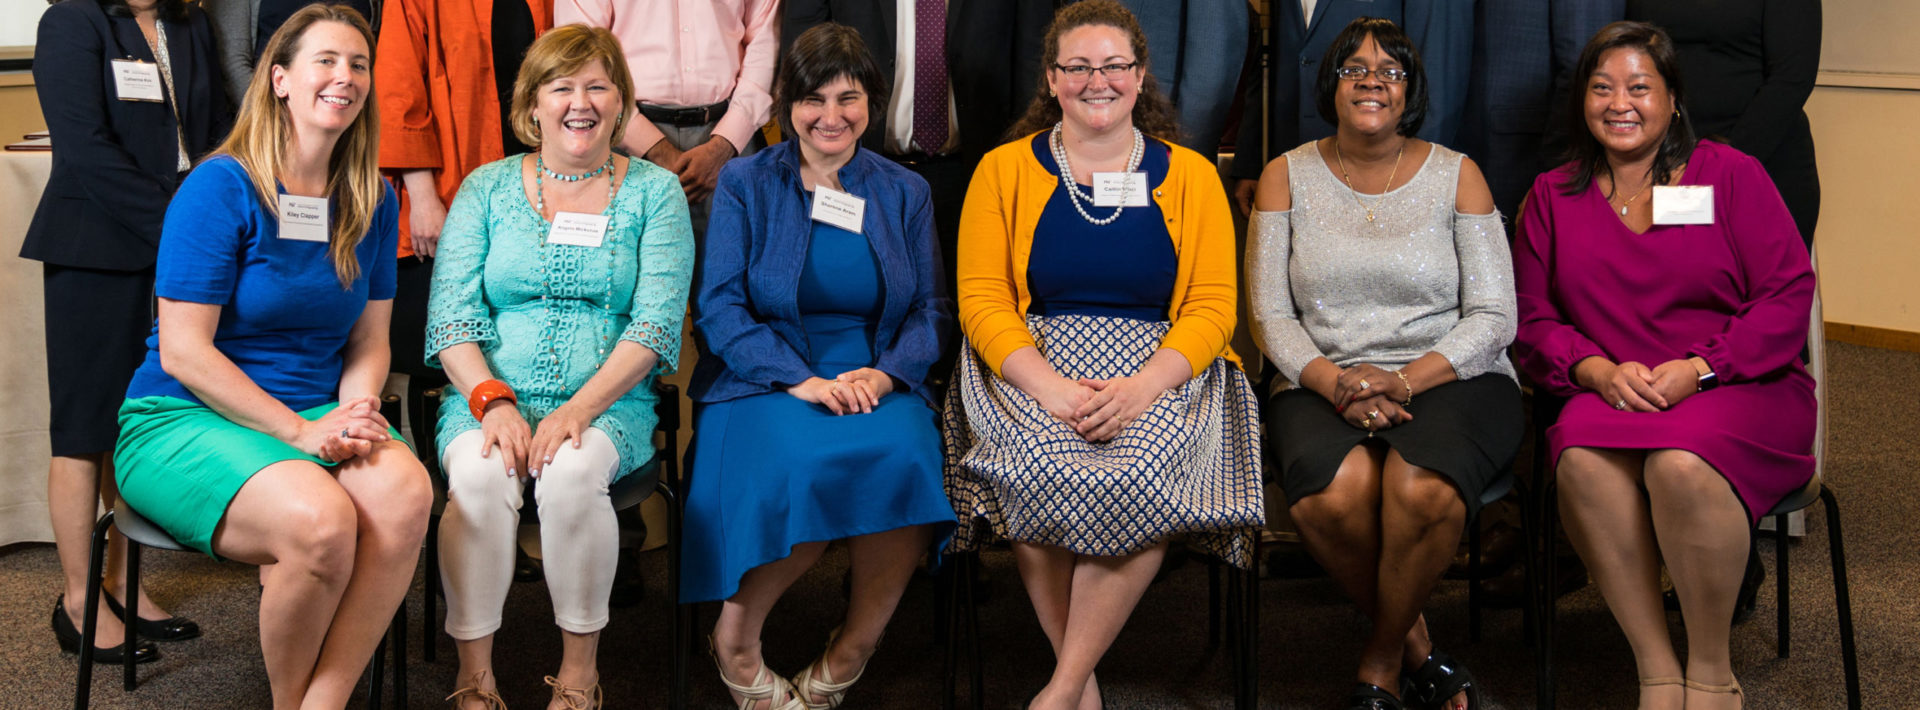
[1334,66,1410,84]
[1052,62,1139,79]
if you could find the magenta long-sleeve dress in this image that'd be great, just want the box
[1513,140,1815,524]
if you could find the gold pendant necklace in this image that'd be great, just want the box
[1608,166,1654,216]
[1335,138,1405,223]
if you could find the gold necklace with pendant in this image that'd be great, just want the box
[1335,138,1405,223]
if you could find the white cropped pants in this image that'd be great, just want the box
[437,428,620,639]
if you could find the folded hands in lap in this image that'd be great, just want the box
[787,367,893,415]
[298,396,391,463]
[1576,358,1699,413]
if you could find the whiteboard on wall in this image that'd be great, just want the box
[1822,0,1920,76]
[2,2,47,48]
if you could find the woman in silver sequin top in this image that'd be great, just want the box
[1245,17,1521,710]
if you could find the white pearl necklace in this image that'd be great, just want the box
[1050,122,1144,226]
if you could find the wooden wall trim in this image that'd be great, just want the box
[1826,321,1920,352]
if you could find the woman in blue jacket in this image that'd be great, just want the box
[683,23,956,710]
[25,0,232,663]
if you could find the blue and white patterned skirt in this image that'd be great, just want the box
[941,314,1266,568]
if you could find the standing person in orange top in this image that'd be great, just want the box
[375,0,552,395]
[557,0,779,236]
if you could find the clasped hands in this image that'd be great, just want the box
[644,136,735,204]
[1033,374,1162,443]
[1326,363,1413,434]
[476,399,598,479]
[295,396,391,463]
[787,367,894,415]
[1576,357,1702,413]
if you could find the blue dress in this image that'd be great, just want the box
[681,219,954,603]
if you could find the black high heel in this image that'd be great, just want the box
[1403,650,1479,709]
[1346,682,1405,710]
[51,596,160,665]
[103,590,201,642]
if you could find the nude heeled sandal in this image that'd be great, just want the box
[711,635,805,710]
[1685,676,1744,702]
[444,670,509,710]
[542,675,603,710]
[792,628,871,710]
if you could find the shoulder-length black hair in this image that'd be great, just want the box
[1557,21,1699,195]
[773,23,891,143]
[86,0,191,23]
[1315,17,1427,138]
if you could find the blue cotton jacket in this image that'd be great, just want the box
[690,141,954,407]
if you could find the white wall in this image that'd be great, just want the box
[1,2,47,48]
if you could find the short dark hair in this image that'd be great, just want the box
[93,0,189,22]
[1556,21,1698,195]
[1314,17,1428,138]
[773,23,890,142]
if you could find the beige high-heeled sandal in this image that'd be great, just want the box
[445,670,509,710]
[1685,677,1743,705]
[542,675,603,710]
[711,636,804,710]
[792,628,870,710]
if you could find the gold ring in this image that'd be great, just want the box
[1367,410,1380,421]
[1360,379,1371,390]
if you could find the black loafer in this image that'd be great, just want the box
[51,596,160,664]
[103,591,201,642]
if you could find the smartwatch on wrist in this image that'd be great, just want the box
[1696,370,1720,392]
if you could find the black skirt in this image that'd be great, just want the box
[1263,374,1523,519]
[43,264,154,457]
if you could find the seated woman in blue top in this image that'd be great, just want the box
[111,6,430,708]
[423,24,695,710]
[684,23,956,710]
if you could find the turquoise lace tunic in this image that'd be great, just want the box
[425,156,694,473]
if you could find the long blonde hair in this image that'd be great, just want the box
[213,4,382,288]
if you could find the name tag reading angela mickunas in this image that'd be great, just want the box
[111,59,165,102]
[277,195,330,242]
[547,212,610,248]
[810,185,866,233]
[1652,185,1714,225]
[1092,172,1149,207]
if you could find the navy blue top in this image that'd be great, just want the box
[691,141,955,406]
[126,156,400,411]
[798,220,884,372]
[1026,132,1177,322]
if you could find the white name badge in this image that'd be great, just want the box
[111,59,166,102]
[1652,185,1714,225]
[547,211,610,247]
[277,195,330,242]
[810,185,866,233]
[1092,172,1150,207]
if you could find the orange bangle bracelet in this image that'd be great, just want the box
[469,379,517,421]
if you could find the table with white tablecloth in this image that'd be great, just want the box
[0,151,54,545]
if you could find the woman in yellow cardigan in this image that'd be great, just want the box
[942,3,1264,708]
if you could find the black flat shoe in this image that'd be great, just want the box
[103,590,201,642]
[1403,650,1480,709]
[1346,683,1405,710]
[51,596,160,665]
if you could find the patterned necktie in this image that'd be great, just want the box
[913,0,949,154]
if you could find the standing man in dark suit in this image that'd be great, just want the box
[1228,0,1473,214]
[783,0,1064,284]
[1457,0,1623,221]
[24,0,233,664]
[1119,0,1254,160]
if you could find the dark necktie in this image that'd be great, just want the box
[913,0,949,154]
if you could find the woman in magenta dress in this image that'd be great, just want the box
[1513,21,1813,710]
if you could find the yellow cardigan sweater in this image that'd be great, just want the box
[957,133,1241,378]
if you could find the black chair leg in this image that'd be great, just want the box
[1775,513,1790,658]
[424,515,438,664]
[393,603,409,709]
[1536,480,1559,710]
[75,512,115,710]
[1225,565,1241,708]
[1821,489,1860,710]
[965,552,984,710]
[1207,557,1222,647]
[1468,517,1483,642]
[663,482,688,710]
[124,540,141,692]
[941,554,960,710]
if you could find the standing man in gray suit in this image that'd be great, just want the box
[1119,0,1255,161]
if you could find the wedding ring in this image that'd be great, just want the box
[1367,410,1380,421]
[340,428,350,439]
[1614,400,1628,411]
[1360,379,1371,390]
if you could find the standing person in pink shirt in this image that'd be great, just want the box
[556,0,779,236]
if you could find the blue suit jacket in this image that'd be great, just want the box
[1457,0,1623,219]
[690,141,955,407]
[1230,0,1472,179]
[22,0,234,272]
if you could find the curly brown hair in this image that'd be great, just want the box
[1003,0,1181,143]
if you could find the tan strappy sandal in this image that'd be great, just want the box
[445,670,508,710]
[711,636,804,710]
[542,675,603,710]
[1685,676,1743,707]
[792,629,870,710]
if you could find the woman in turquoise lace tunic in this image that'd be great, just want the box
[422,26,693,709]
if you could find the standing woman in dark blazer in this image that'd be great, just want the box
[23,0,232,663]
[1628,0,1821,247]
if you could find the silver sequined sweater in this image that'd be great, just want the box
[1246,142,1517,386]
